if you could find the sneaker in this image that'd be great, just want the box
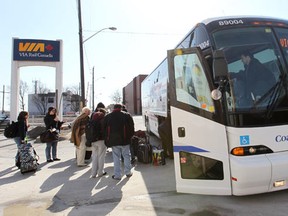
[126,173,133,178]
[53,158,61,161]
[112,175,121,180]
[47,159,54,163]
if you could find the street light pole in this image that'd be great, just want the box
[83,27,117,43]
[77,0,116,109]
[82,27,116,110]
[77,0,85,109]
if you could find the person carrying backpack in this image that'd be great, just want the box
[14,111,29,166]
[91,106,107,178]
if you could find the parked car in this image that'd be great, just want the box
[0,113,10,129]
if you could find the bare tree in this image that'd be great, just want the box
[19,80,29,111]
[65,85,81,113]
[32,94,49,115]
[65,85,80,95]
[110,89,122,104]
[70,94,81,113]
[31,81,51,115]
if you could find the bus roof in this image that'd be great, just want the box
[175,15,288,50]
[201,15,288,25]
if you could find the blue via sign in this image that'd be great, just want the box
[13,39,60,62]
[240,135,250,145]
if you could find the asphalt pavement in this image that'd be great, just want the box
[0,116,178,216]
[1,116,288,216]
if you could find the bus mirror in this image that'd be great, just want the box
[211,88,222,100]
[213,50,229,83]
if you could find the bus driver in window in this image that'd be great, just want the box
[230,51,275,107]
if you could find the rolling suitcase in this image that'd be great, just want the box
[131,130,148,161]
[137,143,152,164]
[19,143,39,174]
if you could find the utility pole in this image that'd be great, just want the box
[92,67,95,110]
[0,85,9,113]
[86,81,89,106]
[32,80,38,94]
[77,0,85,109]
[77,0,116,110]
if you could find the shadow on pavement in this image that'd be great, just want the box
[38,154,129,215]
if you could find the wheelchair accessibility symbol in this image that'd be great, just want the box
[240,135,250,145]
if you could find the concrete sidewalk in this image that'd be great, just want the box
[2,116,288,216]
[0,116,178,216]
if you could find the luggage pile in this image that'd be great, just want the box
[16,142,39,174]
[130,130,151,164]
[131,130,166,165]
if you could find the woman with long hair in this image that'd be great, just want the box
[14,111,29,163]
[44,107,63,163]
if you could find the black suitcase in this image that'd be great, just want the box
[131,131,148,159]
[137,143,152,164]
[85,150,92,160]
[19,143,39,174]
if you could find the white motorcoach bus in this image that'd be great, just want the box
[141,16,288,195]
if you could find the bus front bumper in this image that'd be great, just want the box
[230,152,288,196]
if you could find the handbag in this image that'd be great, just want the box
[40,129,59,143]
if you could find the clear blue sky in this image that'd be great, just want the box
[0,0,287,110]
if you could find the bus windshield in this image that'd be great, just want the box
[212,27,288,117]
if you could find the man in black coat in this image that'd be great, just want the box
[231,51,276,107]
[104,104,134,180]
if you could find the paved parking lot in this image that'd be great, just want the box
[1,116,288,216]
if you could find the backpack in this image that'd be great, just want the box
[4,121,19,138]
[85,115,101,147]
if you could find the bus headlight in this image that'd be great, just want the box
[274,180,286,187]
[231,145,273,156]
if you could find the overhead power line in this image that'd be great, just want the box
[83,30,182,36]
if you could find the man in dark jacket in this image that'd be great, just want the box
[104,104,134,180]
[230,51,276,107]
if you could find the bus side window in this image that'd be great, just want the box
[191,32,196,47]
[177,33,193,49]
[191,26,209,49]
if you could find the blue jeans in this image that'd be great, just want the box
[14,137,22,160]
[14,137,22,149]
[112,145,132,178]
[46,141,58,160]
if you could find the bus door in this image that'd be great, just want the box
[167,47,232,195]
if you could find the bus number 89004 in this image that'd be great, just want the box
[219,19,244,26]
